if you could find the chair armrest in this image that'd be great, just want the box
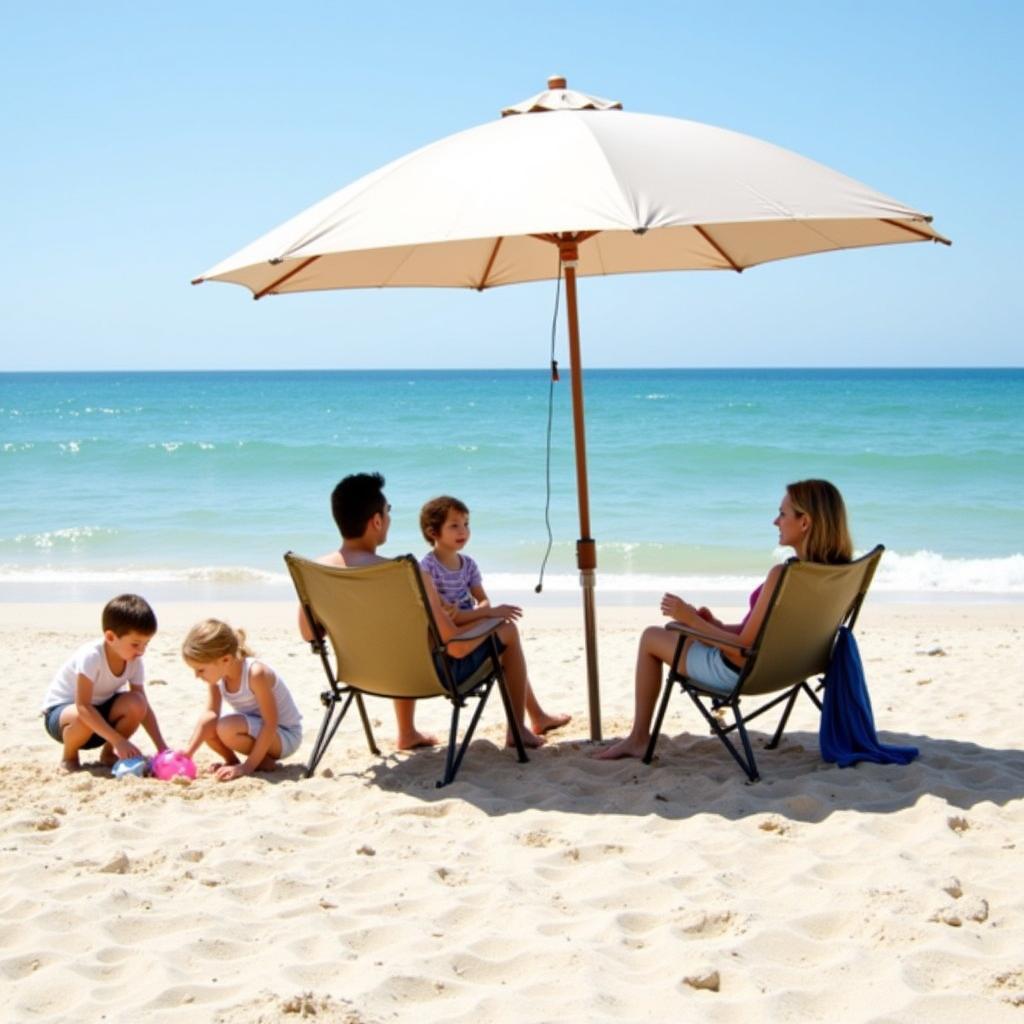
[445,617,504,645]
[665,621,751,657]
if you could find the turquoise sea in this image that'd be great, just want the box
[1,369,1021,603]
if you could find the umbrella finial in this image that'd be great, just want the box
[501,78,622,117]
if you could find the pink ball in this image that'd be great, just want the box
[151,749,197,781]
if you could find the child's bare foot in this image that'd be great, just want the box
[58,756,82,773]
[507,725,546,750]
[396,730,439,751]
[593,737,648,760]
[255,755,279,772]
[99,744,118,767]
[531,711,571,735]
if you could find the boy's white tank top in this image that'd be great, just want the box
[218,658,302,729]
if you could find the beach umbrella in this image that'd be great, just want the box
[193,76,949,741]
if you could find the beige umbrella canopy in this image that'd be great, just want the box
[194,76,949,740]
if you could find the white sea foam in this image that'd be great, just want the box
[875,549,1024,594]
[0,565,280,584]
[495,549,1024,598]
[11,526,115,549]
[0,552,1021,599]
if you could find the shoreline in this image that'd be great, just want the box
[3,583,1022,606]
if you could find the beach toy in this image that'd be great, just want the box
[151,749,197,781]
[111,755,150,780]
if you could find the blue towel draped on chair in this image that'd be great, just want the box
[820,627,919,767]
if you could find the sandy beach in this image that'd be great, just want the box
[3,599,1024,1023]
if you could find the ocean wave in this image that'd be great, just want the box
[0,565,281,584]
[874,549,1024,594]
[1,551,1020,596]
[9,526,116,549]
[492,549,1024,596]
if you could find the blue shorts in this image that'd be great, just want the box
[685,641,741,696]
[436,636,506,691]
[43,694,120,747]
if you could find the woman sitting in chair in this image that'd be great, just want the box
[595,479,853,760]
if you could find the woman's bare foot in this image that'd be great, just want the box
[396,730,440,751]
[99,744,118,767]
[58,756,82,773]
[531,711,571,735]
[593,737,649,760]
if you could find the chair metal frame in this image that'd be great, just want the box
[643,546,884,781]
[285,552,528,787]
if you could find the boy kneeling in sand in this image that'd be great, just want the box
[40,594,167,772]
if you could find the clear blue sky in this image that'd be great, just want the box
[2,1,1020,370]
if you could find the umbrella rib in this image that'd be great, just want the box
[882,219,952,245]
[476,237,504,291]
[694,226,743,272]
[253,256,322,300]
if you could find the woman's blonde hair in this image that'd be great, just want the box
[181,619,254,663]
[787,479,853,565]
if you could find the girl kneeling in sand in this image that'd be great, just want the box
[595,479,853,760]
[182,619,303,782]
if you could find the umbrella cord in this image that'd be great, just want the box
[535,262,561,593]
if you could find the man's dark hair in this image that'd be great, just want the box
[102,593,158,637]
[330,472,387,540]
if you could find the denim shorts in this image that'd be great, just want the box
[43,694,120,747]
[436,636,506,690]
[240,715,303,759]
[685,641,741,696]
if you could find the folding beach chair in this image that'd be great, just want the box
[284,552,528,787]
[643,545,884,781]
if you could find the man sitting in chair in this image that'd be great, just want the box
[298,472,558,751]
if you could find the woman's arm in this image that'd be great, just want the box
[662,566,782,657]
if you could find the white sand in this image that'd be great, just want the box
[3,600,1024,1023]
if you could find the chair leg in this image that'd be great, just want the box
[305,692,354,778]
[643,675,677,764]
[354,692,380,755]
[765,684,802,750]
[685,689,759,782]
[438,682,498,788]
[766,681,819,749]
[438,701,463,788]
[731,706,760,783]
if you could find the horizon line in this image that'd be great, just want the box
[1,365,1021,376]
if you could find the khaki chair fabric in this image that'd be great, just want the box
[285,552,527,787]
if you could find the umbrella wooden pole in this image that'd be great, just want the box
[561,244,602,741]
